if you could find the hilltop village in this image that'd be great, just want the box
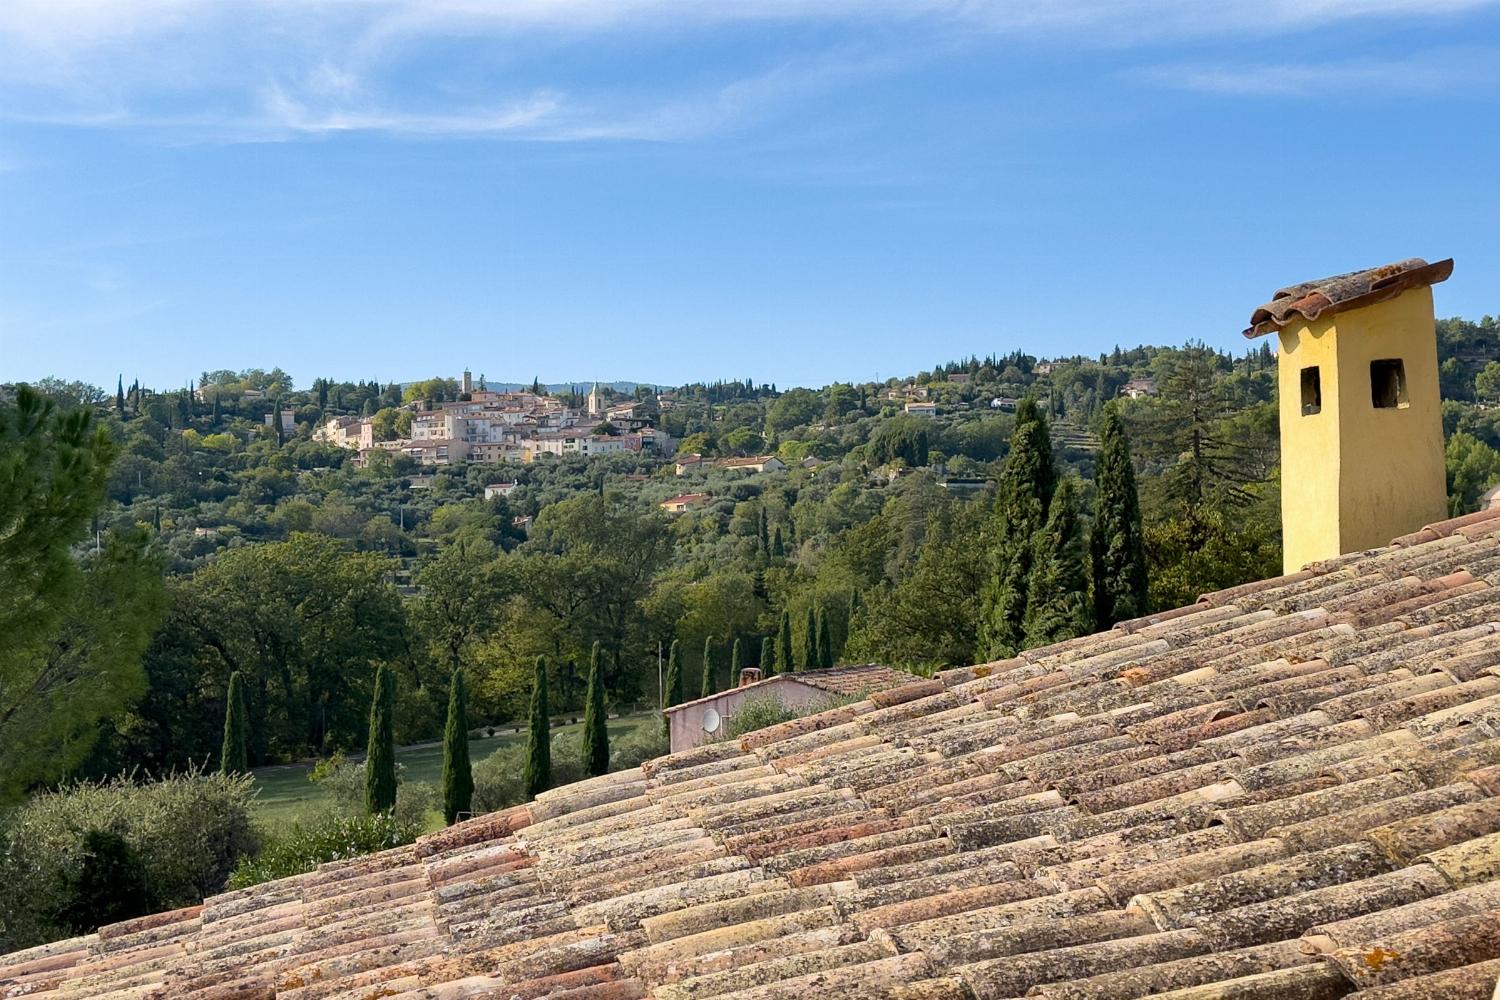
[313,377,677,466]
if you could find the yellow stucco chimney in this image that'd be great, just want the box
[1245,257,1454,573]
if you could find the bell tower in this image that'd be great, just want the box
[1246,257,1453,573]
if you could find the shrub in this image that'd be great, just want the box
[723,696,803,740]
[608,721,669,772]
[473,731,585,814]
[52,829,157,934]
[226,755,437,891]
[0,769,257,950]
[723,694,852,741]
[228,812,415,890]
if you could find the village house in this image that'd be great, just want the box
[674,453,705,475]
[1120,376,1158,398]
[483,482,519,500]
[263,408,296,433]
[716,454,787,473]
[658,492,710,514]
[904,400,938,417]
[945,372,970,384]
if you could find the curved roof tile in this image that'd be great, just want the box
[1244,257,1453,338]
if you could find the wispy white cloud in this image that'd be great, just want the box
[255,84,565,138]
[1,0,1497,143]
[1137,45,1500,97]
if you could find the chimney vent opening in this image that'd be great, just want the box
[1371,358,1410,409]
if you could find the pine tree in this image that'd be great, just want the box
[816,607,834,668]
[700,635,717,698]
[759,635,775,676]
[365,665,397,815]
[1023,477,1094,647]
[442,669,473,824]
[1091,404,1149,628]
[979,397,1057,658]
[777,612,793,676]
[525,656,552,799]
[583,641,609,776]
[115,376,125,417]
[220,671,248,775]
[730,637,743,684]
[799,606,816,671]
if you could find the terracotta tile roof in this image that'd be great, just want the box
[12,507,1500,998]
[1244,257,1453,338]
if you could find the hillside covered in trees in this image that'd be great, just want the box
[4,314,1500,947]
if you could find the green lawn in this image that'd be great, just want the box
[250,713,654,828]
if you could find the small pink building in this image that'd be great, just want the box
[662,664,916,753]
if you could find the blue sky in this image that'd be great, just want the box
[1,1,1498,391]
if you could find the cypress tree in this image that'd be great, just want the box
[211,393,222,427]
[799,606,816,671]
[365,665,396,815]
[115,376,125,416]
[220,671,248,775]
[700,635,717,698]
[730,637,743,684]
[816,607,834,668]
[664,639,683,707]
[771,525,785,559]
[979,397,1057,658]
[777,612,793,676]
[757,508,770,559]
[441,669,473,824]
[759,635,775,676]
[1091,404,1149,628]
[583,641,609,776]
[524,656,552,799]
[1023,477,1094,647]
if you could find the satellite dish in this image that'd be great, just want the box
[702,708,721,734]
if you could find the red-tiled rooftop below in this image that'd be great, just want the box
[9,507,1500,999]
